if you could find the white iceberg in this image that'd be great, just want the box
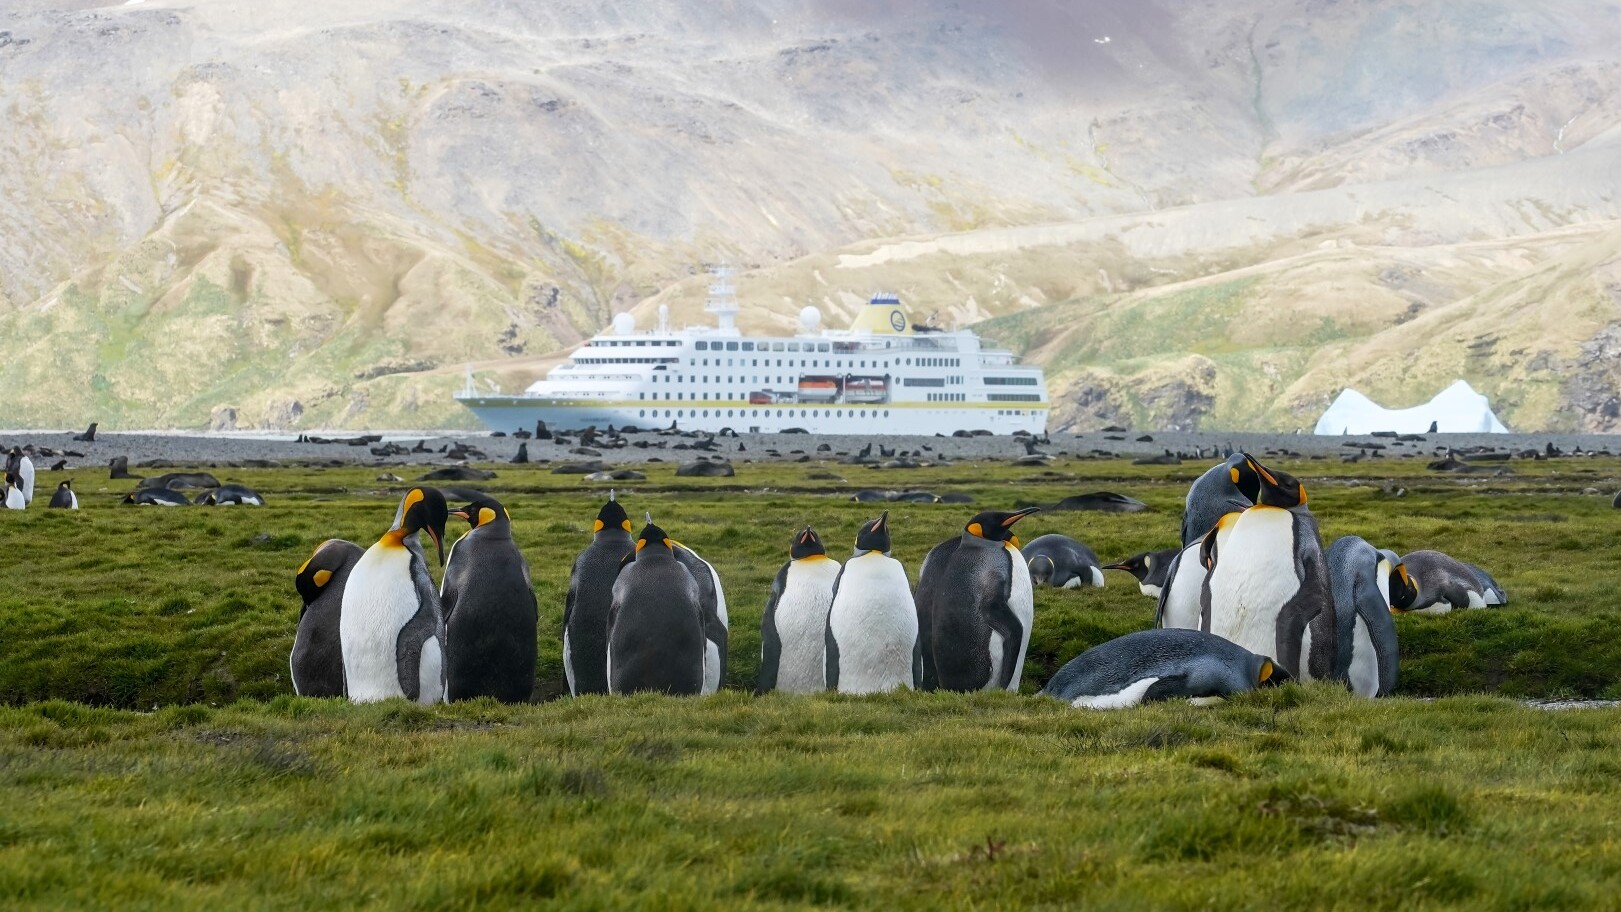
[1314,380,1509,435]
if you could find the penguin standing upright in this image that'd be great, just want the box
[1102,548,1180,598]
[340,487,449,704]
[671,538,728,694]
[5,448,33,506]
[47,480,78,509]
[824,512,919,694]
[606,520,706,695]
[1325,536,1405,697]
[1199,457,1336,681]
[915,507,1042,692]
[756,527,841,695]
[1155,453,1254,629]
[441,494,538,703]
[3,473,24,510]
[292,539,365,698]
[563,493,636,695]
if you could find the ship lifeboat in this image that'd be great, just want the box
[797,376,840,402]
[844,376,888,404]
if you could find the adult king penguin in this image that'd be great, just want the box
[291,539,364,698]
[1155,453,1254,629]
[1324,536,1407,697]
[824,512,919,694]
[1387,549,1498,615]
[606,519,706,695]
[47,480,78,509]
[5,447,33,506]
[1040,629,1288,709]
[441,494,538,703]
[669,534,729,695]
[1102,548,1180,599]
[1020,533,1105,590]
[340,487,448,704]
[1199,457,1337,681]
[756,527,841,695]
[915,507,1042,692]
[3,473,25,510]
[564,493,636,695]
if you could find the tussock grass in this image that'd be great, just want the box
[1,456,1618,907]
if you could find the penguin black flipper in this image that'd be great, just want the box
[912,538,960,691]
[755,560,790,696]
[824,564,847,692]
[1275,511,1336,680]
[674,544,727,692]
[1142,673,1193,703]
[1153,549,1184,628]
[978,546,1025,691]
[393,556,444,702]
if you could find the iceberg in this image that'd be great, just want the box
[1314,380,1509,435]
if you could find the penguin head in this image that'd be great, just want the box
[594,493,632,536]
[390,487,449,566]
[451,493,508,530]
[854,511,892,555]
[1101,551,1150,581]
[295,539,354,606]
[1231,456,1307,508]
[963,507,1041,549]
[58,480,72,491]
[1386,560,1420,614]
[1253,655,1291,688]
[790,526,826,560]
[1027,554,1057,585]
[633,520,675,558]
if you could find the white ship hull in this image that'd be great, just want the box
[458,396,1048,435]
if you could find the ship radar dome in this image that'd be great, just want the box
[612,313,635,335]
[798,306,823,333]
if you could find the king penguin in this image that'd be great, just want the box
[291,539,364,698]
[1387,549,1497,615]
[47,480,78,509]
[1102,548,1179,598]
[339,487,448,704]
[3,473,25,510]
[1154,453,1254,629]
[5,448,33,506]
[1020,533,1105,590]
[1039,628,1288,709]
[669,534,729,694]
[564,492,636,695]
[1324,536,1403,697]
[824,512,919,694]
[1199,456,1337,681]
[756,527,841,695]
[441,493,538,703]
[606,519,706,695]
[915,507,1042,692]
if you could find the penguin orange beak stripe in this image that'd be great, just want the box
[1002,507,1041,526]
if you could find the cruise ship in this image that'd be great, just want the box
[455,269,1049,435]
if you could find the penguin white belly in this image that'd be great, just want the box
[3,488,22,510]
[1205,509,1300,660]
[417,637,444,705]
[774,559,840,693]
[1060,576,1082,590]
[1070,677,1157,710]
[995,543,1035,691]
[1089,567,1105,588]
[1412,601,1452,616]
[1465,590,1486,610]
[702,641,721,694]
[829,556,917,694]
[1299,626,1317,683]
[563,629,576,696]
[19,460,35,505]
[339,547,418,702]
[1347,617,1379,697]
[1139,583,1162,599]
[67,492,79,510]
[1160,543,1205,630]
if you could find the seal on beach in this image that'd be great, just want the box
[915,507,1041,692]
[441,494,537,703]
[291,539,364,698]
[756,527,840,695]
[1200,456,1337,681]
[606,520,706,695]
[1039,628,1287,709]
[564,493,636,696]
[1021,533,1105,589]
[824,512,918,694]
[1325,536,1402,697]
[47,480,78,510]
[1102,548,1179,598]
[339,487,448,704]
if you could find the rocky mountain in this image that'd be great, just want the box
[1,0,1618,430]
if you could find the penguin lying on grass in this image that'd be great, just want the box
[1102,548,1179,598]
[1041,628,1288,709]
[1386,549,1501,615]
[1021,533,1105,590]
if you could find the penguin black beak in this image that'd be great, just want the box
[875,511,889,531]
[1002,506,1042,527]
[1100,562,1131,571]
[427,524,446,567]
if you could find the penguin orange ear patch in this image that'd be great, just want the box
[312,569,333,588]
[403,488,425,510]
[1259,660,1273,683]
[592,519,605,532]
[967,522,984,538]
[1230,467,1241,484]
[478,507,497,527]
[621,520,633,532]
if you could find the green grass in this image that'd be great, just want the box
[1,455,1619,908]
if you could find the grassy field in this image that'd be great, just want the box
[2,454,1619,908]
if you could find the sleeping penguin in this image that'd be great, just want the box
[606,519,706,695]
[291,539,364,698]
[1102,548,1180,598]
[756,527,841,695]
[1021,533,1105,590]
[1387,549,1500,615]
[1040,628,1288,709]
[1155,453,1254,629]
[1199,456,1337,681]
[564,493,636,695]
[47,480,78,510]
[1325,536,1403,697]
[441,494,538,703]
[915,507,1042,692]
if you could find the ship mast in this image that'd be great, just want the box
[704,264,741,335]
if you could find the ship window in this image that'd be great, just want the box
[771,342,784,352]
[695,342,708,350]
[788,343,801,352]
[725,342,738,351]
[817,343,829,352]
[639,410,646,418]
[728,410,734,418]
[742,342,754,351]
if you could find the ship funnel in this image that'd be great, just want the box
[849,293,914,336]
